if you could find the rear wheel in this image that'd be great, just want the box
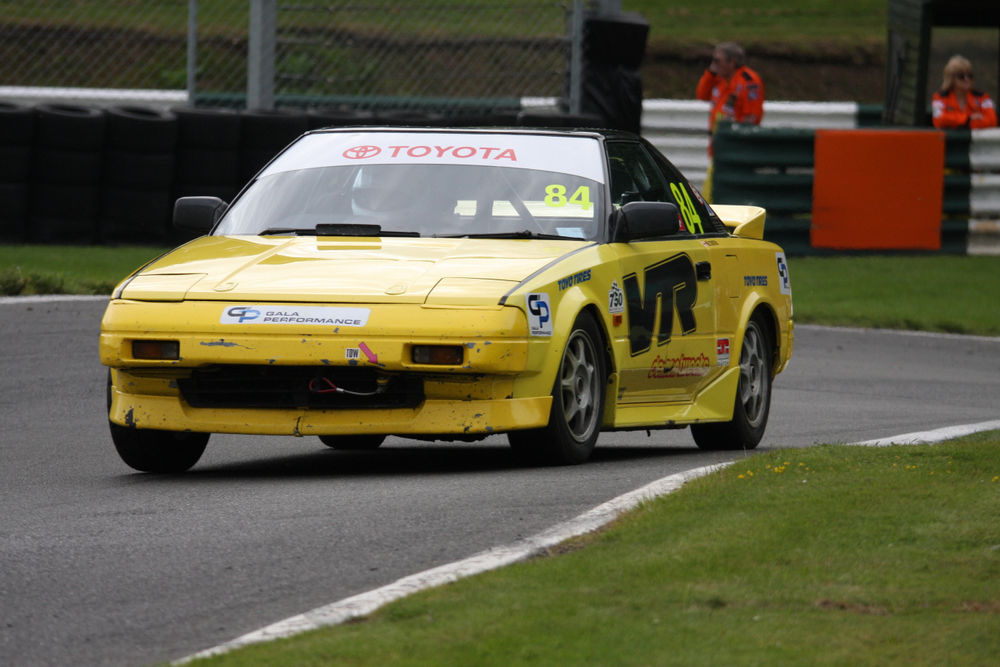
[691,316,772,450]
[319,435,386,450]
[508,312,607,464]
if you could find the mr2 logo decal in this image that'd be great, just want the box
[623,253,697,356]
[526,293,553,336]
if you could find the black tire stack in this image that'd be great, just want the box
[305,107,375,130]
[239,110,308,183]
[171,107,243,243]
[0,102,35,241]
[29,104,106,243]
[101,106,178,244]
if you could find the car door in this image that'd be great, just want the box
[606,140,724,405]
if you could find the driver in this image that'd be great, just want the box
[350,165,458,233]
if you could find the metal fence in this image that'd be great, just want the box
[0,0,593,114]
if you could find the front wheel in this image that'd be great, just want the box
[691,316,773,450]
[110,423,209,473]
[319,435,386,450]
[107,370,208,472]
[508,312,607,464]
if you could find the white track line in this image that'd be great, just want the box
[176,463,728,663]
[853,420,1000,447]
[176,419,1000,663]
[0,294,107,304]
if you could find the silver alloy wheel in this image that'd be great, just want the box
[739,321,770,429]
[558,329,601,442]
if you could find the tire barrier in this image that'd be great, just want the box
[238,109,309,183]
[6,97,997,254]
[0,102,34,241]
[171,106,242,244]
[306,108,376,130]
[11,102,597,247]
[30,103,107,243]
[101,106,177,244]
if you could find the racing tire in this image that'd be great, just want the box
[691,316,773,451]
[34,103,106,151]
[319,435,386,450]
[508,311,607,465]
[105,105,178,153]
[0,101,34,145]
[110,423,209,473]
[0,183,29,241]
[106,372,208,472]
[173,106,242,149]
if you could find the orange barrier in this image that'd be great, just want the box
[811,129,945,250]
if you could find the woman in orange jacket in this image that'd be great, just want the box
[931,55,997,129]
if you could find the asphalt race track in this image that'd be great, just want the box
[2,297,999,666]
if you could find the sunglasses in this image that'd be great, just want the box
[956,72,974,80]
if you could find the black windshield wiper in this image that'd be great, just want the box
[258,224,419,237]
[258,227,315,236]
[438,230,568,240]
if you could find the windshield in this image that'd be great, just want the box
[214,131,606,240]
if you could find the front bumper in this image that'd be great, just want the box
[102,299,551,436]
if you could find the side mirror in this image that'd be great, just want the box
[173,196,228,233]
[612,201,681,242]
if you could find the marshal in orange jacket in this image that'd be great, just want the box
[931,88,997,129]
[696,66,765,132]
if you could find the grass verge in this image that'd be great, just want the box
[789,255,1000,336]
[0,245,169,296]
[189,432,1000,666]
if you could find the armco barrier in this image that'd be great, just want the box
[709,123,992,254]
[711,124,816,255]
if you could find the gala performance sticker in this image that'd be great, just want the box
[221,305,370,327]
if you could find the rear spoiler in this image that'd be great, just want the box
[711,205,766,240]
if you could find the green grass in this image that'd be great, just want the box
[626,0,887,49]
[188,433,1000,666]
[789,255,1000,336]
[0,1,889,45]
[0,244,169,296]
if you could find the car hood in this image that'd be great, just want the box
[119,235,592,304]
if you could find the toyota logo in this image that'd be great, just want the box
[343,145,381,159]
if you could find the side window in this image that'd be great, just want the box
[646,142,726,235]
[606,142,669,207]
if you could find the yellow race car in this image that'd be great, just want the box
[100,127,793,472]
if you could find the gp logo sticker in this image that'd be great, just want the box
[526,293,553,337]
[775,251,792,295]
